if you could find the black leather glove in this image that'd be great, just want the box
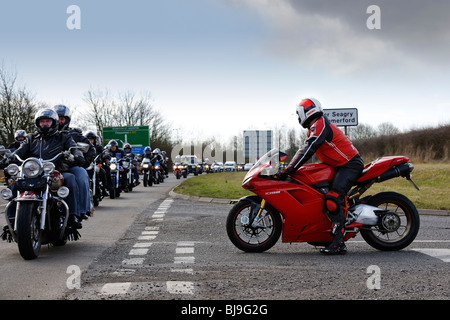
[274,168,287,180]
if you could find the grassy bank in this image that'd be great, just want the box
[173,163,450,210]
[174,172,251,200]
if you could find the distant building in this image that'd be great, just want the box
[243,130,273,163]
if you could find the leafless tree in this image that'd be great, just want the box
[82,88,173,150]
[348,123,377,140]
[0,65,37,146]
[377,122,399,136]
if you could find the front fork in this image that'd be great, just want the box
[251,199,266,227]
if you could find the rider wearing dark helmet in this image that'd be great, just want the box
[7,130,27,150]
[0,108,84,229]
[123,143,140,185]
[105,139,127,190]
[85,130,109,197]
[54,105,95,220]
[279,98,364,255]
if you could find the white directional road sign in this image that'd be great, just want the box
[323,108,358,127]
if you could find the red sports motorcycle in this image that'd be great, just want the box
[226,149,420,252]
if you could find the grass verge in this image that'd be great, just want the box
[173,163,450,210]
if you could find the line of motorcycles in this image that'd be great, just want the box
[0,144,168,260]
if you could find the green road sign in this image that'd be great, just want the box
[102,126,150,149]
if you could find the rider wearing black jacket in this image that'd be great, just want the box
[55,105,95,220]
[105,140,127,190]
[85,130,109,197]
[0,108,84,228]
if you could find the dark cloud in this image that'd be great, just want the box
[286,0,450,61]
[240,0,450,74]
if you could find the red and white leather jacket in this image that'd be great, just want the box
[285,116,359,174]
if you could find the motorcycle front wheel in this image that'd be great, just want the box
[143,172,148,187]
[361,191,420,251]
[17,202,42,260]
[226,200,282,253]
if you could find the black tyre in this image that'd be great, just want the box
[110,185,116,199]
[143,172,148,187]
[361,192,420,251]
[48,201,67,246]
[17,202,42,260]
[226,200,282,253]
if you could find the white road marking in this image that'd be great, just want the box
[129,248,149,255]
[101,282,131,295]
[122,258,145,266]
[412,248,450,262]
[133,242,153,248]
[166,281,194,294]
[171,268,194,274]
[138,235,156,241]
[142,230,159,235]
[174,256,195,264]
[176,247,194,254]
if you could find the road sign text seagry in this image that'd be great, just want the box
[323,108,358,126]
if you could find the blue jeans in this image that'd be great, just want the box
[68,166,91,215]
[62,172,79,216]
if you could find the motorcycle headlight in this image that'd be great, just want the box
[143,163,149,169]
[23,159,42,178]
[1,188,13,200]
[43,162,55,174]
[122,161,130,169]
[57,186,70,198]
[110,163,117,170]
[155,165,160,169]
[6,164,20,176]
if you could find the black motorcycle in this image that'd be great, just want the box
[109,156,125,199]
[86,153,105,208]
[0,150,81,260]
[141,157,153,187]
[122,154,139,192]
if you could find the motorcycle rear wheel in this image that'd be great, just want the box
[226,200,282,253]
[361,191,420,251]
[17,202,42,260]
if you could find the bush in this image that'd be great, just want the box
[354,124,450,163]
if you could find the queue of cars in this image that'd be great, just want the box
[176,154,254,175]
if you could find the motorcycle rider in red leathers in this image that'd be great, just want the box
[278,98,364,255]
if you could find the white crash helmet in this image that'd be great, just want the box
[296,98,323,129]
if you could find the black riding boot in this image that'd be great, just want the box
[320,206,347,255]
[320,223,347,255]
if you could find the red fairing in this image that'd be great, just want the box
[291,163,334,185]
[357,156,409,183]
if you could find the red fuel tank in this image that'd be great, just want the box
[291,163,335,185]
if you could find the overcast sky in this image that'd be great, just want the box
[1,0,449,142]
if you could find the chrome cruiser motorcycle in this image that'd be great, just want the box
[1,151,77,260]
[122,154,137,192]
[141,157,153,187]
[86,152,104,208]
[109,156,123,199]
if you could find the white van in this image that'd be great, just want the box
[181,155,201,175]
[224,161,237,172]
